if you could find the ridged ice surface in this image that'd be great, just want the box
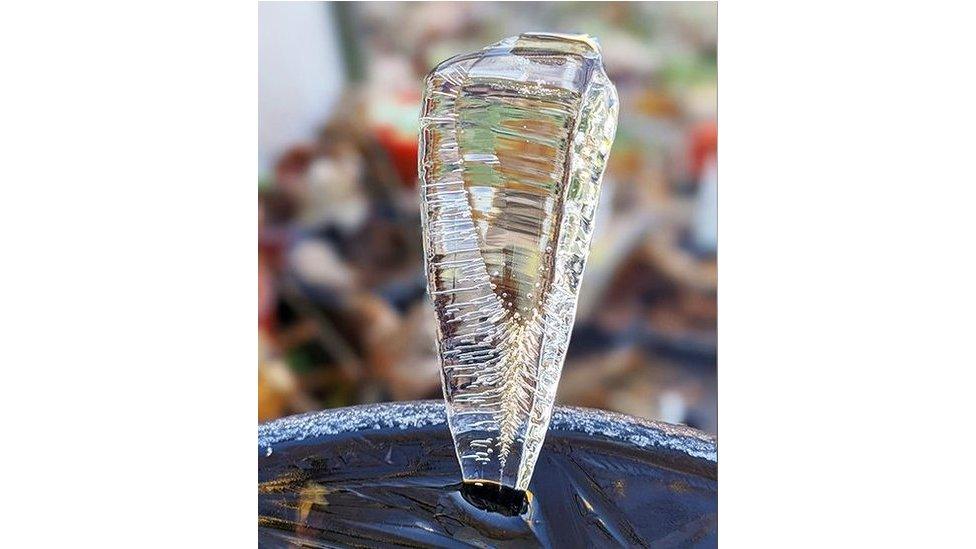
[419,33,618,489]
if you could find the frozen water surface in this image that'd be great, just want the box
[258,402,717,547]
[258,401,716,462]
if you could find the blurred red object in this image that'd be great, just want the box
[258,259,276,332]
[275,144,315,191]
[371,88,420,188]
[375,126,418,188]
[688,120,717,180]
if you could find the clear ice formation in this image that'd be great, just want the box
[419,33,618,491]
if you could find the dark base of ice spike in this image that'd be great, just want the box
[461,480,529,516]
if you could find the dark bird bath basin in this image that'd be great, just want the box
[259,401,717,548]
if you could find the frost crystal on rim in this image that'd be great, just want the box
[419,33,618,491]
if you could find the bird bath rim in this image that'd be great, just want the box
[258,400,716,463]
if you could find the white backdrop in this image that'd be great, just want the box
[258,1,344,175]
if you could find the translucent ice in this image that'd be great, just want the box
[419,33,618,491]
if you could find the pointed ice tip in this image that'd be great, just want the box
[420,35,618,491]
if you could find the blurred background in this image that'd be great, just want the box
[258,2,717,434]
